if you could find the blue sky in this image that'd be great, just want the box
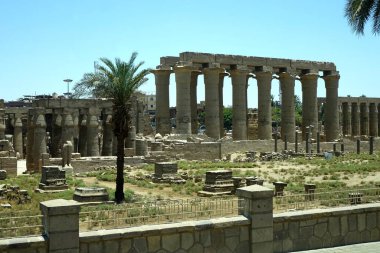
[1,0,379,107]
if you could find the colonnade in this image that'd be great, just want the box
[341,101,380,137]
[152,62,340,142]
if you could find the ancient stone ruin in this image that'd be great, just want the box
[198,170,234,196]
[73,187,109,202]
[39,166,68,191]
[0,184,31,205]
[151,162,185,184]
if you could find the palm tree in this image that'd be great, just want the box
[76,52,150,203]
[345,0,380,35]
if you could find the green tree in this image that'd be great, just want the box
[345,0,380,35]
[75,53,150,203]
[223,107,233,130]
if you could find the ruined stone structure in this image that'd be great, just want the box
[152,52,339,142]
[318,96,380,138]
[39,166,68,190]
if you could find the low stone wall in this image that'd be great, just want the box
[0,236,46,253]
[166,142,221,160]
[0,157,17,176]
[79,216,250,253]
[273,203,380,252]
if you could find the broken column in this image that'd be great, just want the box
[279,71,296,142]
[174,62,195,135]
[300,72,319,140]
[231,67,250,140]
[204,65,224,139]
[151,66,172,135]
[323,72,340,141]
[256,69,273,140]
[369,103,378,137]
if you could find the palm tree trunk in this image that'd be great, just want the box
[115,134,125,203]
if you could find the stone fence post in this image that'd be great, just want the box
[237,185,274,253]
[40,199,81,253]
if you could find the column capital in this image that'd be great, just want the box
[255,71,273,81]
[300,72,319,81]
[203,67,225,75]
[229,67,251,76]
[279,71,296,79]
[322,72,340,83]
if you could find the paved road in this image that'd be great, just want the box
[294,241,380,253]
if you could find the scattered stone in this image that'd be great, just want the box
[73,187,109,202]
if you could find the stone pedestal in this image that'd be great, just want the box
[39,166,68,190]
[73,187,109,202]
[256,71,273,140]
[152,67,172,135]
[273,181,287,196]
[231,68,250,140]
[301,73,319,140]
[279,72,296,142]
[198,170,234,196]
[323,73,340,141]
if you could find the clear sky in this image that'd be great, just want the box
[1,0,379,108]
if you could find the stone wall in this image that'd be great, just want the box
[0,157,17,176]
[166,142,221,160]
[0,236,46,253]
[80,217,250,253]
[273,203,380,252]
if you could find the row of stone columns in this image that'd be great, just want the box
[342,102,380,137]
[152,63,340,142]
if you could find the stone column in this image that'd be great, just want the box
[237,185,274,253]
[174,62,196,135]
[219,73,228,137]
[151,66,172,135]
[191,71,201,134]
[204,66,224,139]
[279,72,296,142]
[300,72,319,140]
[342,102,352,136]
[369,103,378,137]
[26,110,35,171]
[86,109,100,156]
[101,109,113,156]
[231,67,250,140]
[360,103,369,136]
[40,199,80,253]
[256,70,273,140]
[323,72,340,141]
[33,108,47,172]
[61,109,74,146]
[13,116,23,157]
[378,104,380,137]
[351,102,360,136]
[0,109,5,140]
[78,113,87,156]
[136,100,145,135]
[51,110,62,157]
[72,110,79,153]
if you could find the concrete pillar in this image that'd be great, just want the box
[86,109,100,156]
[231,67,250,140]
[237,185,274,253]
[256,70,273,140]
[352,102,360,136]
[369,103,378,137]
[204,66,224,139]
[323,72,340,141]
[190,71,201,134]
[174,62,196,135]
[13,116,23,157]
[40,199,80,253]
[51,110,62,157]
[78,114,87,156]
[300,72,319,140]
[151,66,172,135]
[279,72,296,142]
[219,73,228,137]
[102,109,113,156]
[33,109,47,172]
[342,102,352,136]
[0,109,5,140]
[61,110,74,146]
[360,103,369,136]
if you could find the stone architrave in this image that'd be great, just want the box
[256,70,273,140]
[86,109,100,156]
[219,72,228,137]
[33,109,47,172]
[300,72,319,140]
[342,102,352,136]
[174,62,197,135]
[231,67,250,140]
[151,66,172,135]
[323,72,340,141]
[190,71,201,134]
[101,110,113,156]
[279,72,296,142]
[204,66,224,139]
[13,116,23,157]
[351,102,360,137]
[360,103,369,136]
[369,103,378,137]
